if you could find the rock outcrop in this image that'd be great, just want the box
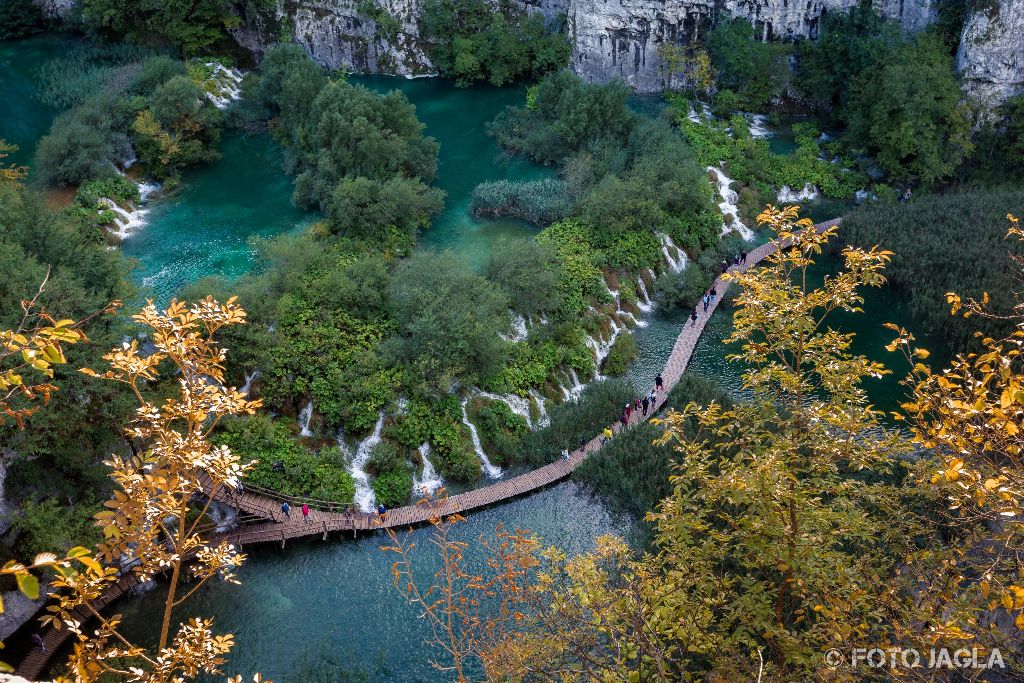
[956,0,1024,109]
[567,0,935,92]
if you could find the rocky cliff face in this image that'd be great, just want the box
[567,0,935,92]
[232,0,435,74]
[956,0,1024,108]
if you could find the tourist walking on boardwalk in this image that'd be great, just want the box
[691,310,698,326]
[624,403,632,421]
[710,286,717,303]
[619,412,628,429]
[602,426,613,444]
[641,395,650,416]
[561,448,570,462]
[702,293,710,313]
[741,250,747,264]
[655,373,663,392]
[721,260,729,274]
[649,388,656,404]
[634,397,641,413]
[32,633,45,653]
[302,503,310,523]
[281,501,290,518]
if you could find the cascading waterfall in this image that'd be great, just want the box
[658,233,688,272]
[528,389,550,427]
[635,275,654,313]
[350,412,385,511]
[499,314,529,342]
[412,442,443,496]
[98,182,159,240]
[460,399,503,479]
[559,369,585,402]
[777,184,820,203]
[203,62,244,108]
[745,113,771,139]
[240,370,260,397]
[707,166,755,241]
[298,400,314,437]
[475,390,534,428]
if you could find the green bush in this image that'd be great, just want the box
[484,239,564,317]
[217,415,356,504]
[707,17,791,112]
[420,0,569,86]
[601,333,637,376]
[371,468,413,507]
[11,498,103,559]
[516,380,635,467]
[75,176,141,207]
[34,95,135,186]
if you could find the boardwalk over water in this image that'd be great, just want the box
[14,219,840,680]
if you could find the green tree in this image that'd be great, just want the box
[33,94,135,187]
[133,74,223,180]
[386,251,510,392]
[845,31,972,184]
[707,17,790,111]
[483,239,563,317]
[81,0,245,54]
[326,175,444,241]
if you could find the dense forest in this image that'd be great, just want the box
[2,0,1024,680]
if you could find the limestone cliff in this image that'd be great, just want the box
[956,0,1024,108]
[567,0,935,92]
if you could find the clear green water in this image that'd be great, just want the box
[112,483,634,682]
[0,35,63,168]
[353,75,551,267]
[121,133,315,303]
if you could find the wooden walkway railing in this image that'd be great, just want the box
[13,218,840,680]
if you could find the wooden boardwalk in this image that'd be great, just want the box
[14,218,840,680]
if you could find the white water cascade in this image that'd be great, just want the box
[707,166,755,241]
[777,184,821,203]
[350,412,386,511]
[560,369,586,402]
[635,275,654,313]
[500,314,529,343]
[475,390,535,428]
[460,399,503,479]
[528,389,550,428]
[240,370,260,398]
[203,62,244,108]
[99,181,159,240]
[413,442,444,497]
[658,233,688,272]
[298,400,314,437]
[745,113,771,139]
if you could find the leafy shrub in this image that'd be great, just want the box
[34,95,135,186]
[217,415,356,504]
[75,176,140,207]
[601,333,637,376]
[11,498,103,559]
[707,17,791,112]
[420,0,569,86]
[484,239,563,317]
[516,380,635,467]
[372,467,413,507]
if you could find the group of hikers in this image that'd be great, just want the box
[593,373,665,448]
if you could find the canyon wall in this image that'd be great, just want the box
[955,0,1024,109]
[32,0,1024,105]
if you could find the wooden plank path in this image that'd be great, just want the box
[14,218,840,680]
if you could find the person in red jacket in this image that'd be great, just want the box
[302,503,310,523]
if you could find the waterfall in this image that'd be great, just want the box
[560,369,585,402]
[460,399,503,479]
[474,390,534,428]
[203,62,244,108]
[350,412,385,511]
[98,182,159,240]
[499,313,529,343]
[636,276,654,313]
[240,370,260,398]
[707,166,755,241]
[298,400,314,437]
[657,233,687,273]
[746,113,771,139]
[412,442,443,496]
[528,389,551,427]
[777,184,820,203]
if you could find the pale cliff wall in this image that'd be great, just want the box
[956,0,1024,108]
[567,0,935,92]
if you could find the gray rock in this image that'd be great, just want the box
[956,0,1024,110]
[31,0,74,19]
